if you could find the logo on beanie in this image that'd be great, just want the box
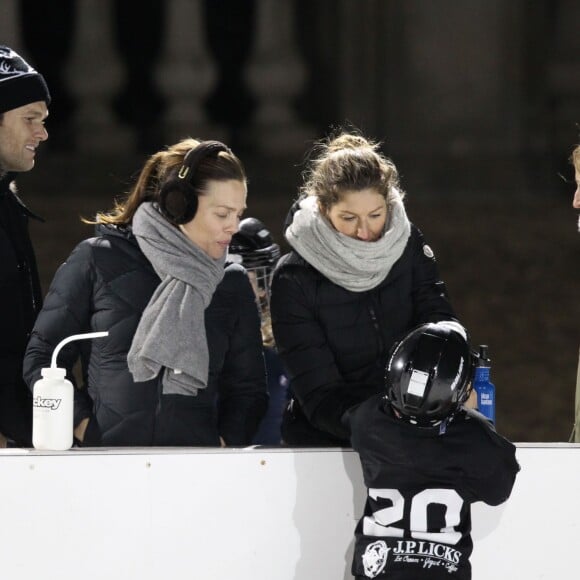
[0,45,50,112]
[0,47,36,79]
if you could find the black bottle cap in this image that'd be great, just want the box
[477,345,491,366]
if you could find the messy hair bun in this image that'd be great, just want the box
[300,128,404,214]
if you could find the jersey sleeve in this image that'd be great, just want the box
[461,411,521,505]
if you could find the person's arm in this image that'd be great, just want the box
[462,410,521,505]
[23,240,101,444]
[573,348,580,442]
[410,227,458,324]
[217,267,268,446]
[270,262,376,440]
[469,447,520,506]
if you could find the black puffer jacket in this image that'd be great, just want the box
[23,224,268,446]
[270,224,456,445]
[0,174,42,445]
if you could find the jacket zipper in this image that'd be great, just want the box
[367,298,384,360]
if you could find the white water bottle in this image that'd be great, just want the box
[32,331,108,450]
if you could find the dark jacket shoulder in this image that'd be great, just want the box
[221,261,251,289]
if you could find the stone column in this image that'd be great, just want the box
[0,1,21,47]
[547,0,580,159]
[157,0,222,145]
[246,0,314,156]
[65,0,132,152]
[335,0,387,134]
[375,0,526,190]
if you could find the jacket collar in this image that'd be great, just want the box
[96,222,139,245]
[0,172,44,222]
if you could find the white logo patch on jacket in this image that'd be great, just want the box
[423,244,435,259]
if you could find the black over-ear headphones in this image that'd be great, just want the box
[158,140,230,225]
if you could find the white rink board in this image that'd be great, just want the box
[0,444,577,580]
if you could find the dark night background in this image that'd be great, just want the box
[1,0,578,441]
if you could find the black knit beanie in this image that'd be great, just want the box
[0,45,51,114]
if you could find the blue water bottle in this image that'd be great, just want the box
[474,345,495,423]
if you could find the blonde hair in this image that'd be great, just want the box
[300,129,404,215]
[571,145,580,172]
[261,310,275,348]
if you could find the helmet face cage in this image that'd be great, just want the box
[229,217,281,313]
[243,254,279,310]
[385,322,474,428]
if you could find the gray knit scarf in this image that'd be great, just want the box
[127,202,225,396]
[285,192,411,292]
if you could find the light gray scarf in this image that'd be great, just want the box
[127,202,225,396]
[285,192,411,292]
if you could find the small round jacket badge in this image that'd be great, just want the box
[423,244,435,259]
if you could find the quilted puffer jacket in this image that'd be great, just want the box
[23,224,268,446]
[270,224,457,445]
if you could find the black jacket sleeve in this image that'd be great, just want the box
[270,259,373,440]
[23,240,100,436]
[216,266,268,445]
[410,227,457,325]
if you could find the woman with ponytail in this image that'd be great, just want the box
[24,138,267,446]
[270,129,458,446]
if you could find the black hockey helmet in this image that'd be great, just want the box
[229,217,281,268]
[385,321,475,427]
[228,217,280,307]
[229,217,281,298]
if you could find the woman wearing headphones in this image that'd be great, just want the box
[24,139,268,446]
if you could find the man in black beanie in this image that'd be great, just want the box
[0,45,50,447]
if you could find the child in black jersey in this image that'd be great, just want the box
[229,217,289,445]
[347,321,520,580]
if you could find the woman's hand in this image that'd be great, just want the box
[464,387,478,410]
[74,418,90,443]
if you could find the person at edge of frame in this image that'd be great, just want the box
[0,45,50,448]
[569,144,580,443]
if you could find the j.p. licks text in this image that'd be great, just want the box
[393,540,462,571]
